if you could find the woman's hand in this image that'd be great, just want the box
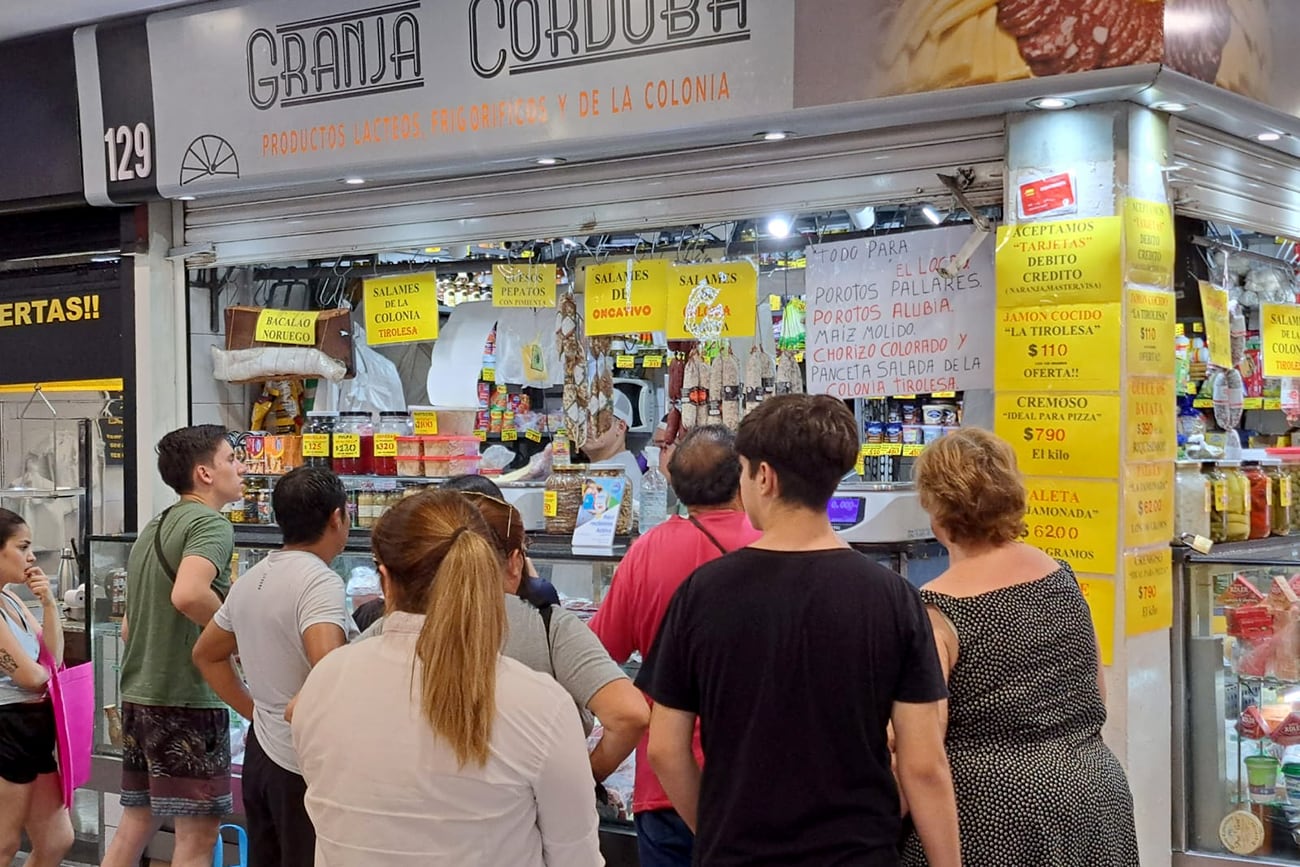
[25,567,55,607]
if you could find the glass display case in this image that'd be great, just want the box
[1177,537,1300,865]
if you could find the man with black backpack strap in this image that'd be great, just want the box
[102,425,246,867]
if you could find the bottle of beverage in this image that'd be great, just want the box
[639,446,669,533]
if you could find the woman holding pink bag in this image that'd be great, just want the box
[0,508,73,867]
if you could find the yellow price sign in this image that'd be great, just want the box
[995,216,1123,308]
[1124,461,1174,548]
[501,429,518,442]
[1261,303,1300,377]
[902,444,925,457]
[667,260,759,339]
[301,433,330,458]
[1022,477,1119,574]
[616,354,636,369]
[254,309,317,346]
[994,302,1121,392]
[583,259,670,336]
[481,367,496,382]
[492,263,556,308]
[1077,576,1115,666]
[1123,199,1175,288]
[1124,547,1173,636]
[474,429,488,442]
[332,434,360,458]
[543,491,558,517]
[412,411,438,435]
[1242,397,1263,410]
[1198,281,1231,369]
[364,273,439,345]
[1126,377,1176,462]
[642,355,664,368]
[525,429,543,443]
[994,392,1122,479]
[930,391,956,399]
[1126,288,1175,377]
[373,434,398,457]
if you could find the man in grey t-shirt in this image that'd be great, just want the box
[194,468,355,867]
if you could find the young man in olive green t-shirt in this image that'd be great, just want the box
[102,425,245,867]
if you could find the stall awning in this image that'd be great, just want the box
[1171,118,1300,238]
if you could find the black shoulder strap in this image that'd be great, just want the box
[688,515,729,556]
[539,604,556,677]
[152,505,179,582]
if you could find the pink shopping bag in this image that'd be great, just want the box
[38,638,95,807]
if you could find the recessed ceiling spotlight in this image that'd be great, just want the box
[534,157,566,166]
[1256,132,1283,143]
[177,195,196,201]
[1028,96,1075,110]
[766,216,792,238]
[1151,101,1192,113]
[342,177,366,185]
[756,131,793,141]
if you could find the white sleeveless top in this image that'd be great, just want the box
[0,590,43,705]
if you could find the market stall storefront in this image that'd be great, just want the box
[70,1,1300,865]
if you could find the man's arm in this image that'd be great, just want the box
[301,623,347,666]
[586,678,650,781]
[170,555,223,627]
[192,622,254,720]
[646,703,701,831]
[892,700,962,867]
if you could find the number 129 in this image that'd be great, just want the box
[104,123,152,182]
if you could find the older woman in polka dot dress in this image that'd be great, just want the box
[900,429,1138,867]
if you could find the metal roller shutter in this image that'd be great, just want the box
[182,117,1006,265]
[1171,118,1300,237]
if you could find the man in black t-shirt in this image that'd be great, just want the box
[637,395,961,867]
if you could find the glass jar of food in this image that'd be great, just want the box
[373,412,411,477]
[1204,462,1228,542]
[1264,458,1292,536]
[1175,460,1212,542]
[544,465,586,534]
[333,412,371,475]
[588,464,635,536]
[302,411,336,469]
[1243,461,1272,540]
[1220,461,1251,542]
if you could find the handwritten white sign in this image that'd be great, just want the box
[805,226,995,397]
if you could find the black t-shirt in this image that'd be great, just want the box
[636,547,948,866]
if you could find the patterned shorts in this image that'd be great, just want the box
[120,701,232,817]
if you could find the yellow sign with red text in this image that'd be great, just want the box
[1124,461,1175,548]
[583,260,669,336]
[1262,303,1300,377]
[667,261,758,339]
[1022,477,1119,574]
[994,392,1121,479]
[1123,199,1175,288]
[995,216,1122,307]
[994,303,1120,392]
[364,274,439,345]
[1126,288,1175,377]
[1126,377,1176,463]
[1124,547,1173,635]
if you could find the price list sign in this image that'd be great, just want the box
[1126,288,1175,377]
[1122,199,1175,288]
[1124,547,1173,635]
[995,216,1122,308]
[994,392,1122,479]
[1124,461,1175,549]
[1022,477,1119,574]
[1126,377,1176,463]
[994,302,1121,391]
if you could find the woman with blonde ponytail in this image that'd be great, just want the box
[290,490,603,866]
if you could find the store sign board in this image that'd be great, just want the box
[75,0,795,204]
[363,273,439,345]
[995,217,1122,308]
[805,226,995,398]
[667,261,758,339]
[583,259,670,336]
[1124,460,1175,549]
[492,264,556,309]
[254,309,318,345]
[0,277,124,387]
[1123,199,1175,288]
[1126,288,1175,377]
[1022,477,1119,575]
[1261,303,1300,378]
[994,392,1121,480]
[1076,576,1115,667]
[1126,376,1177,463]
[1198,281,1232,369]
[994,302,1121,392]
[1124,547,1173,636]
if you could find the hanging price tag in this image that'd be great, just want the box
[642,355,664,368]
[501,429,518,442]
[525,429,543,443]
[616,354,636,369]
[474,429,487,442]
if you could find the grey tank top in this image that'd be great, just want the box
[0,591,43,705]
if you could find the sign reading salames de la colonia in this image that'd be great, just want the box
[74,0,795,204]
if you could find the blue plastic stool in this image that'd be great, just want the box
[213,822,248,867]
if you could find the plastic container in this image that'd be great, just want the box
[544,465,586,534]
[373,411,412,477]
[397,456,424,478]
[639,445,668,533]
[302,411,335,469]
[1175,460,1212,542]
[901,425,923,445]
[333,411,371,475]
[921,425,944,444]
[429,407,478,436]
[588,464,636,535]
[449,455,480,476]
[424,435,480,457]
[921,405,946,425]
[1266,448,1300,532]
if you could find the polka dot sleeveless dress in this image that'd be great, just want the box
[900,564,1139,867]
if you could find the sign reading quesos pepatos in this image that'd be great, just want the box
[804,226,995,398]
[74,0,794,204]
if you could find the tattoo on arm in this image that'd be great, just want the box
[0,649,17,674]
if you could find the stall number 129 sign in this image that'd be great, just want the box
[103,123,152,183]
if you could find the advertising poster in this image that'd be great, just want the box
[994,302,1121,392]
[667,261,758,339]
[572,475,626,551]
[583,260,669,336]
[364,273,439,346]
[995,217,1123,308]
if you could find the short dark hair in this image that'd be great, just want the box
[443,474,504,499]
[735,395,857,511]
[0,508,28,547]
[668,425,741,507]
[272,467,348,545]
[156,425,230,495]
[352,597,386,633]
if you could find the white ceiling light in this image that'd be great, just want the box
[1256,132,1283,143]
[177,195,196,201]
[1151,101,1192,113]
[920,203,944,225]
[766,216,792,238]
[1028,96,1075,110]
[755,131,793,142]
[342,177,366,185]
[849,205,876,231]
[535,157,566,166]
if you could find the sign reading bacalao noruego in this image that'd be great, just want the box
[75,0,795,204]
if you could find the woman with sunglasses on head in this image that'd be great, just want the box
[290,491,602,866]
[460,489,649,782]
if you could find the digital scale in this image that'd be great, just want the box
[828,481,934,544]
